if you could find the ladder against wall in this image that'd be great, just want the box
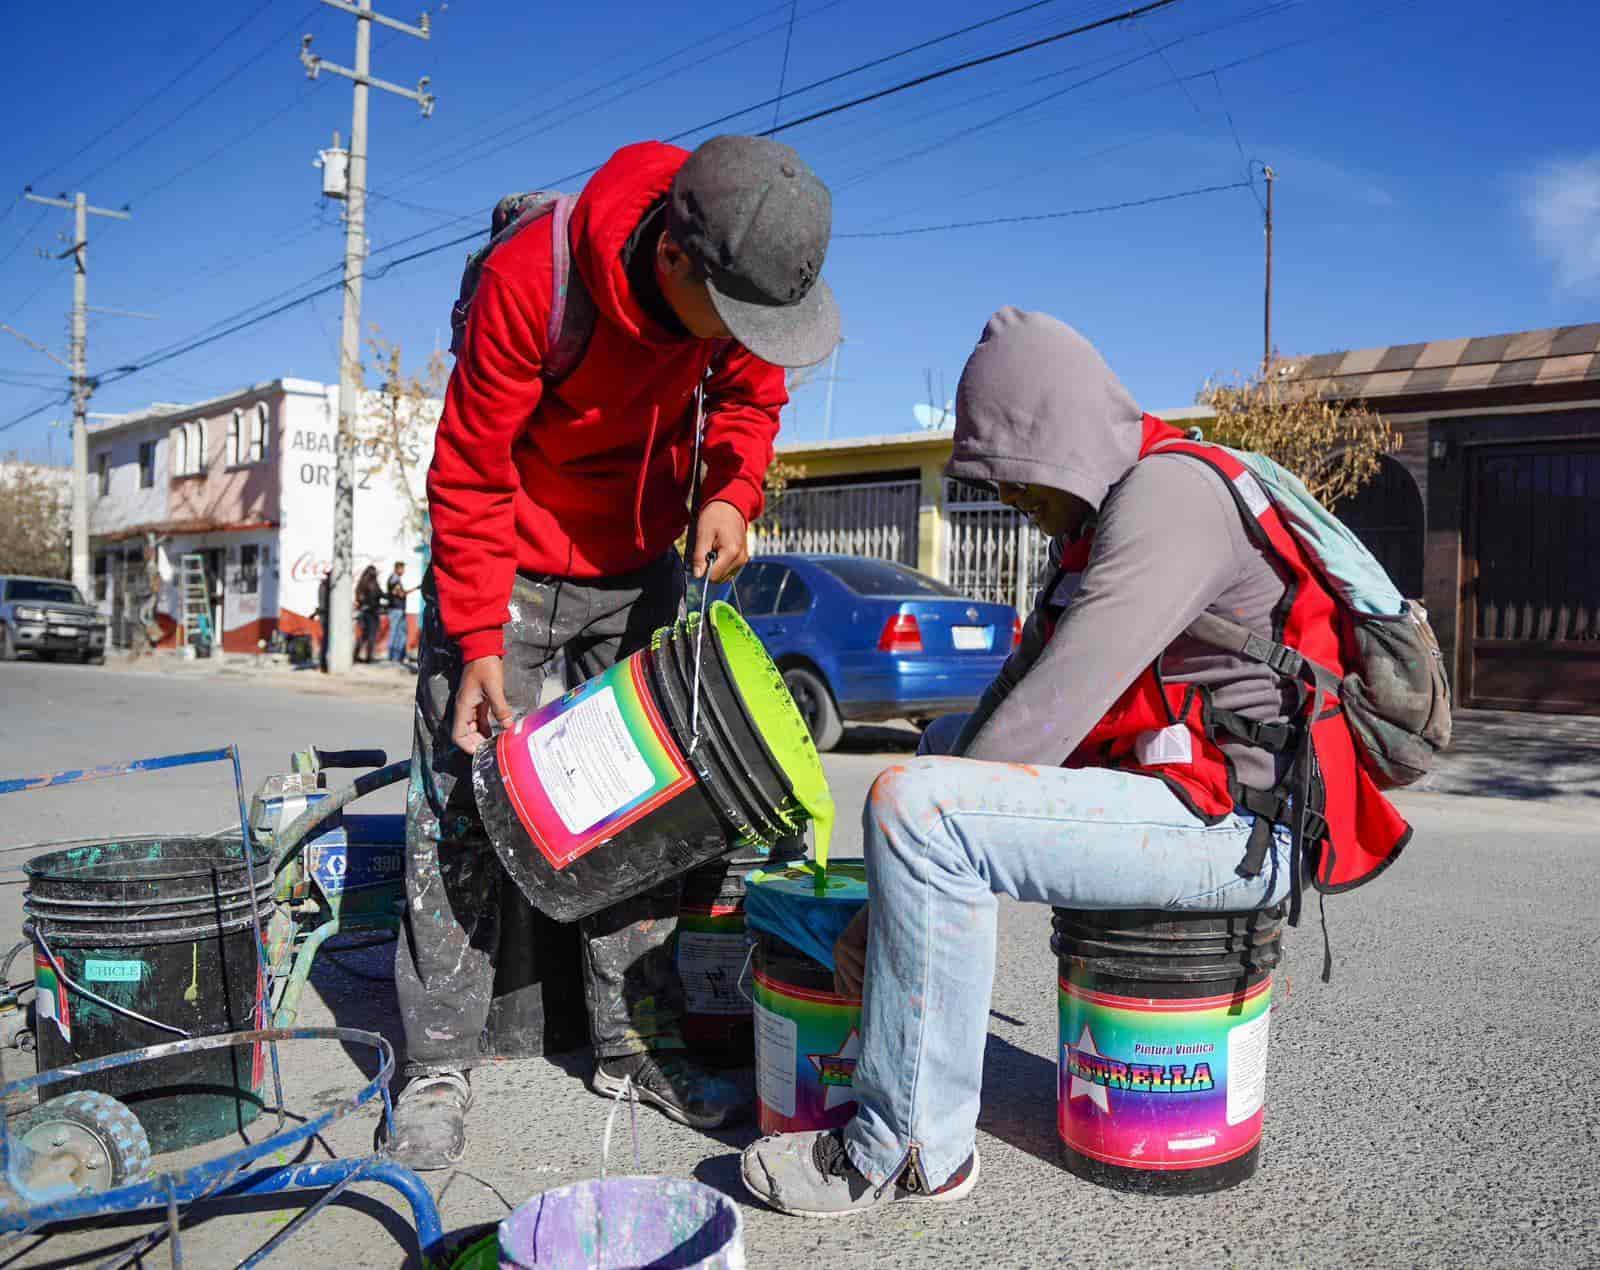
[179,553,213,653]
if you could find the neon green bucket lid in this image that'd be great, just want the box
[706,601,836,868]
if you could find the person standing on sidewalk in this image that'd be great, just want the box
[389,134,838,1169]
[385,561,412,664]
[354,565,383,663]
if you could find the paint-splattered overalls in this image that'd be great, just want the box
[395,553,688,1077]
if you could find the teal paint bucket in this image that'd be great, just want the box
[25,835,272,1153]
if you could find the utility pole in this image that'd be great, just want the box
[1262,165,1275,376]
[300,1,434,674]
[23,190,131,597]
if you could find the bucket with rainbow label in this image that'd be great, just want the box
[473,602,834,923]
[746,862,868,1135]
[1051,905,1284,1194]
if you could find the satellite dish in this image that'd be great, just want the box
[912,400,955,431]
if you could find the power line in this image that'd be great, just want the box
[0,392,72,436]
[772,1,801,131]
[73,6,324,192]
[763,0,1187,137]
[0,208,51,270]
[131,84,321,206]
[829,0,1294,193]
[28,2,279,189]
[92,0,1203,391]
[835,179,1253,237]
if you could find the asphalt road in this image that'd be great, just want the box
[0,658,1595,1269]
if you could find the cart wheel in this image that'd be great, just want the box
[14,1090,150,1194]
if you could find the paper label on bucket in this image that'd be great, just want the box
[1226,1011,1270,1126]
[754,998,798,1119]
[33,952,70,1044]
[754,969,862,1135]
[677,925,752,1017]
[529,685,655,834]
[84,958,144,983]
[1058,975,1271,1172]
[497,657,695,870]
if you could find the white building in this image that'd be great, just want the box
[87,378,436,654]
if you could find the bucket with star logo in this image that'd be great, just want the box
[1052,905,1284,1194]
[745,863,869,1134]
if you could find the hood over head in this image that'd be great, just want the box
[945,307,1144,513]
[568,141,693,345]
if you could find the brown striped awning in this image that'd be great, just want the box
[1273,323,1600,403]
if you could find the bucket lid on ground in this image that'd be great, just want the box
[746,861,868,972]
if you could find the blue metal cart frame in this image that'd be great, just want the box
[0,747,442,1267]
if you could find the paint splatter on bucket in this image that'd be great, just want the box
[1052,906,1284,1194]
[746,862,869,1135]
[496,1176,745,1269]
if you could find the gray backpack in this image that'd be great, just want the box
[449,192,596,382]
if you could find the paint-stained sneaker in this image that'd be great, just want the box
[741,1128,979,1218]
[381,1070,471,1171]
[591,1052,748,1130]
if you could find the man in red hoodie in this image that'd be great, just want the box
[389,135,837,1168]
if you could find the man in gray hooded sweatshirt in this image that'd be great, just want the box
[741,308,1299,1216]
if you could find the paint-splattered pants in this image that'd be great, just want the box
[842,715,1291,1191]
[396,554,689,1076]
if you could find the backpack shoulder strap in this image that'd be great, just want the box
[541,194,595,386]
[1185,610,1341,699]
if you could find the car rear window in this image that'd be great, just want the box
[7,579,84,604]
[812,558,960,598]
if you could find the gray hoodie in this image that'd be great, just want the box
[947,308,1293,794]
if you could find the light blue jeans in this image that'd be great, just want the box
[387,610,409,662]
[841,714,1290,1190]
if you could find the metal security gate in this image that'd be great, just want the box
[943,479,1051,611]
[752,478,920,566]
[1465,443,1600,713]
[1335,455,1424,599]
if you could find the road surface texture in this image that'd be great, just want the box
[0,657,1595,1268]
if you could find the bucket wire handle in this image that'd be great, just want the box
[31,925,193,1039]
[688,549,718,756]
[735,939,757,1006]
[600,1072,643,1179]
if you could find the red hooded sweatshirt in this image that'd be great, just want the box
[426,141,788,662]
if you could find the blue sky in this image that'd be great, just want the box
[2,0,1595,462]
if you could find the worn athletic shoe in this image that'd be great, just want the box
[741,1128,979,1218]
[591,1052,748,1130]
[381,1070,471,1171]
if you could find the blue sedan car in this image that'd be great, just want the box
[699,554,1018,752]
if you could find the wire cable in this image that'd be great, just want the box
[74,6,324,191]
[0,392,73,436]
[28,1,279,189]
[835,179,1253,237]
[772,1,802,131]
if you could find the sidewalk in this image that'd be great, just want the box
[1411,707,1600,810]
[107,647,419,702]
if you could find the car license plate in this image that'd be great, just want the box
[951,625,990,651]
[49,626,81,638]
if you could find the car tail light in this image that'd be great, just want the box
[1012,615,1023,648]
[878,613,923,654]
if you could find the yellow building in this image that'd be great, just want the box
[757,409,1211,610]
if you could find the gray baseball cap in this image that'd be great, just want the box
[668,134,839,368]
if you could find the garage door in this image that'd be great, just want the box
[1465,444,1600,712]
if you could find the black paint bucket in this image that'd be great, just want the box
[472,605,826,923]
[1051,905,1284,1195]
[675,852,763,1066]
[25,835,273,1153]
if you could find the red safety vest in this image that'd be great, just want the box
[1045,418,1411,896]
